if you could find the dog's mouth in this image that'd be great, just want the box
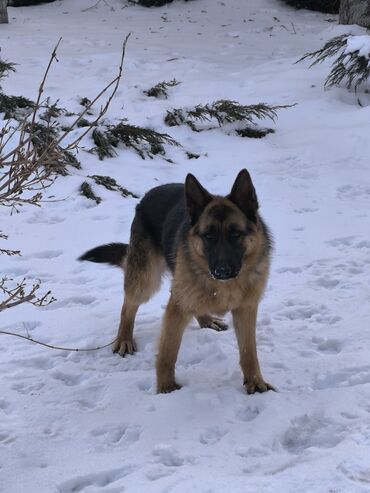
[209,268,239,282]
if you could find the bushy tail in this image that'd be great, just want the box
[78,243,128,267]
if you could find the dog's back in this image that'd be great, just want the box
[135,183,188,270]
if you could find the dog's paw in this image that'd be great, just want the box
[244,377,276,395]
[113,339,137,357]
[156,381,182,394]
[197,315,228,331]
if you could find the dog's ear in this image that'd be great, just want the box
[227,169,259,223]
[185,174,213,225]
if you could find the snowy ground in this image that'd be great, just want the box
[1,0,370,492]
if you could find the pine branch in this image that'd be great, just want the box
[91,122,180,160]
[165,100,292,131]
[144,79,181,99]
[297,34,370,90]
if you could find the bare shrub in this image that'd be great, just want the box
[0,35,130,312]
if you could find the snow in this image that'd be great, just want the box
[1,0,370,492]
[345,34,370,58]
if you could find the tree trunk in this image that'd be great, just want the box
[339,0,370,28]
[0,0,9,24]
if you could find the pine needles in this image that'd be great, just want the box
[79,182,102,204]
[0,59,16,84]
[165,100,291,132]
[91,122,180,160]
[28,122,81,176]
[89,175,138,198]
[144,79,181,99]
[298,34,370,90]
[80,175,138,204]
[0,94,34,119]
[236,127,275,139]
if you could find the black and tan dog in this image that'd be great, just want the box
[79,169,274,394]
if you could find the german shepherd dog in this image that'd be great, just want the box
[79,169,274,394]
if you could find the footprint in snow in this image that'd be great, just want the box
[57,465,135,493]
[152,444,195,467]
[293,207,318,214]
[337,184,370,201]
[0,400,12,417]
[282,414,343,453]
[0,430,16,445]
[136,376,153,393]
[146,466,176,481]
[315,276,340,289]
[20,356,55,370]
[235,406,260,423]
[356,240,370,249]
[11,381,45,395]
[27,214,65,224]
[325,236,356,248]
[311,336,343,355]
[45,295,96,310]
[338,456,370,485]
[91,424,142,447]
[274,301,341,325]
[276,266,302,274]
[313,366,370,390]
[51,371,88,387]
[199,426,228,445]
[1,266,29,276]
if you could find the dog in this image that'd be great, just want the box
[79,169,274,394]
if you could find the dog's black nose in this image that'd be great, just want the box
[213,266,233,280]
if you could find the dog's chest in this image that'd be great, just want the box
[174,277,246,315]
[202,282,245,314]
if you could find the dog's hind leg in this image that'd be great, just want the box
[196,315,228,331]
[113,216,165,357]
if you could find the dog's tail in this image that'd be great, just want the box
[78,243,128,267]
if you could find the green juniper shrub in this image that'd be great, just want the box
[0,60,16,85]
[144,79,181,99]
[88,175,139,198]
[235,127,275,138]
[76,118,91,128]
[28,122,81,175]
[165,100,291,132]
[79,97,92,108]
[91,122,180,160]
[0,94,34,120]
[79,182,102,205]
[186,151,200,159]
[297,34,370,90]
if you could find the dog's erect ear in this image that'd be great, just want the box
[227,169,259,223]
[185,173,213,225]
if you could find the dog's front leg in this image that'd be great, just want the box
[232,303,274,394]
[156,295,191,394]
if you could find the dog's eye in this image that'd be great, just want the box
[203,232,216,241]
[229,231,242,239]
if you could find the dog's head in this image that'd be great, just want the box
[185,169,260,281]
